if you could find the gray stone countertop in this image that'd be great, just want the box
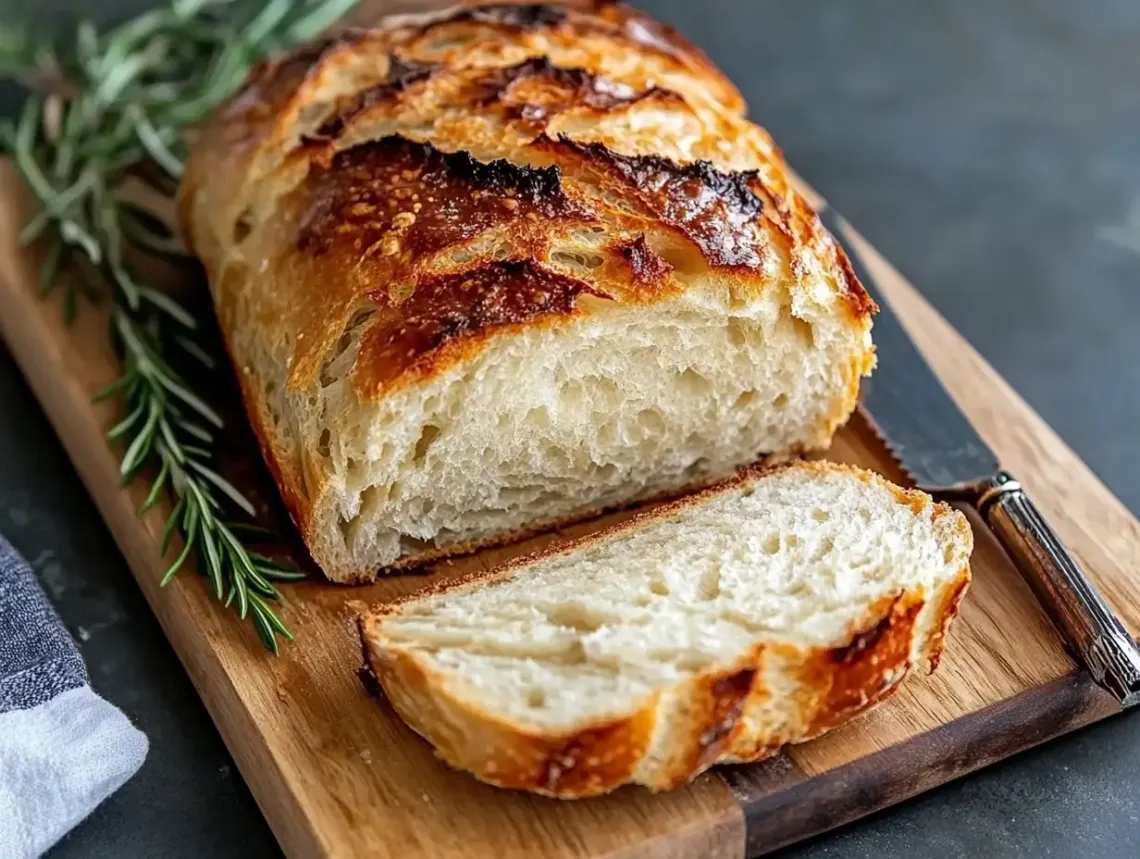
[2,1,1139,857]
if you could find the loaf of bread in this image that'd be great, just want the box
[358,462,971,797]
[180,2,876,582]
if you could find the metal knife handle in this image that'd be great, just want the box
[978,471,1140,707]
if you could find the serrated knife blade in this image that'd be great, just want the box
[817,204,1140,707]
[844,258,998,490]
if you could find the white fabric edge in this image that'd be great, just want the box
[0,685,148,859]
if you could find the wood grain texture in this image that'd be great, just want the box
[0,163,744,859]
[723,674,1120,856]
[2,36,1140,855]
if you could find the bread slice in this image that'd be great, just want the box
[181,3,876,582]
[357,462,972,798]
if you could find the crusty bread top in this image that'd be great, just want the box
[180,1,875,403]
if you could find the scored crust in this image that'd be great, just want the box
[357,462,973,798]
[179,2,877,581]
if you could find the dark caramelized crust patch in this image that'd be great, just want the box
[807,594,924,735]
[831,235,879,318]
[436,3,568,30]
[403,2,741,113]
[834,608,895,662]
[925,570,970,672]
[608,234,673,287]
[692,666,758,773]
[358,260,607,389]
[297,135,588,261]
[314,55,439,139]
[473,57,683,124]
[529,711,652,795]
[540,136,765,268]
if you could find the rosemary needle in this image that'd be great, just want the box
[0,0,359,650]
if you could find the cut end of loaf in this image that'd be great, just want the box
[358,461,973,797]
[303,289,871,582]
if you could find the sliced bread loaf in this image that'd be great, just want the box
[357,462,972,798]
[182,2,876,582]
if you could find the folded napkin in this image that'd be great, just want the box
[0,537,148,859]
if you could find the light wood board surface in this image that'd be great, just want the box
[2,53,1139,856]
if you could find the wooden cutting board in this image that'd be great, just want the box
[2,116,1139,857]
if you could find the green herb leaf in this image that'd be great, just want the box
[188,459,256,517]
[139,459,170,514]
[37,235,63,295]
[138,285,196,328]
[93,372,135,402]
[106,399,145,440]
[161,538,194,586]
[0,0,360,650]
[174,334,215,367]
[160,493,186,555]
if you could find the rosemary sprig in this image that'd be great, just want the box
[0,0,358,651]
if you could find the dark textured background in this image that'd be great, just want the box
[2,1,1139,857]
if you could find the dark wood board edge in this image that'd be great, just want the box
[601,794,746,859]
[0,161,749,859]
[720,672,1122,857]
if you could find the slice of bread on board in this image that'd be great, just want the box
[358,461,972,798]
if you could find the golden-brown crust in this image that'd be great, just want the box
[354,613,385,700]
[294,134,588,263]
[832,234,879,319]
[368,646,656,796]
[356,462,973,798]
[355,259,607,391]
[309,54,441,140]
[924,545,973,673]
[184,1,874,391]
[533,134,766,270]
[685,662,764,776]
[471,56,684,122]
[430,2,570,30]
[305,54,678,146]
[202,0,742,170]
[802,593,924,737]
[587,1,744,113]
[606,233,674,289]
[394,2,744,112]
[528,709,654,795]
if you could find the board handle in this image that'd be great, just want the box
[979,471,1140,707]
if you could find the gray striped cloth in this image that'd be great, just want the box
[0,536,147,859]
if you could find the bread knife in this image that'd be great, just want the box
[817,204,1140,707]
